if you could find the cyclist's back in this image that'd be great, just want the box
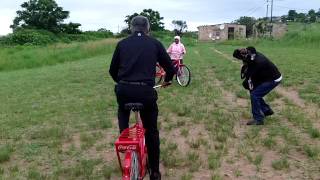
[109,16,174,180]
[111,32,173,86]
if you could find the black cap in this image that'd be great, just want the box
[130,16,150,34]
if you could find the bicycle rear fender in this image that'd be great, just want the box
[122,151,132,180]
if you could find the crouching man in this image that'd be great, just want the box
[233,47,282,125]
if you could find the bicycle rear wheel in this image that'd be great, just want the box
[123,151,139,180]
[130,151,139,180]
[176,65,191,87]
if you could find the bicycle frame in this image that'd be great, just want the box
[115,110,148,180]
[156,59,183,77]
[156,58,191,86]
[172,59,183,76]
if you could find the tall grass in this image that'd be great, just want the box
[0,32,198,72]
[276,23,320,48]
[0,39,117,71]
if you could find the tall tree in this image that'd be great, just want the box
[140,9,164,31]
[124,12,140,31]
[11,0,80,33]
[235,16,256,37]
[317,8,320,18]
[172,20,187,36]
[124,9,165,32]
[287,10,298,21]
[308,9,317,23]
[255,21,268,37]
[296,13,307,22]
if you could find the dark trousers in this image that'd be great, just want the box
[115,84,160,173]
[250,81,280,122]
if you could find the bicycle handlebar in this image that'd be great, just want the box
[153,85,163,89]
[153,82,172,89]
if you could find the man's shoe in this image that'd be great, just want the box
[150,171,161,180]
[246,120,264,125]
[264,109,274,117]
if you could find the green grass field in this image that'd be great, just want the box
[1,25,320,179]
[0,39,117,71]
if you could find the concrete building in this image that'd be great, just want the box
[197,23,246,41]
[253,22,287,39]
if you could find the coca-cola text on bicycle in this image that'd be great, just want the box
[117,145,137,151]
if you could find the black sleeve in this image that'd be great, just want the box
[242,78,250,90]
[245,62,260,79]
[240,64,248,79]
[157,42,175,82]
[109,43,120,82]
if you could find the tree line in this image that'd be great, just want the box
[286,9,320,23]
[1,0,189,45]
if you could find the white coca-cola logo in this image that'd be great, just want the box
[117,145,137,151]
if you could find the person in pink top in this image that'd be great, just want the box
[167,36,186,64]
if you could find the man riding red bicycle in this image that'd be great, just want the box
[109,16,175,180]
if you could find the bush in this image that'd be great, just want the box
[83,31,113,39]
[115,33,128,38]
[0,28,115,46]
[63,34,94,42]
[183,31,198,39]
[150,30,174,39]
[2,29,58,45]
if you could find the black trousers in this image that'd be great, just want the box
[115,83,160,173]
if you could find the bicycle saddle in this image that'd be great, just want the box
[124,103,144,111]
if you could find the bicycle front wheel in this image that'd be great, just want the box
[176,65,191,87]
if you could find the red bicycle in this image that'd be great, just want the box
[155,59,191,87]
[115,103,148,180]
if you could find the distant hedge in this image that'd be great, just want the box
[0,29,114,46]
[0,29,58,45]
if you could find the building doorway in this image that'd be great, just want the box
[228,27,235,40]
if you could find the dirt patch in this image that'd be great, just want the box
[237,98,248,108]
[192,169,212,180]
[276,87,320,128]
[212,48,235,62]
[62,133,81,151]
[276,87,305,107]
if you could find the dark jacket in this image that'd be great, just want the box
[109,32,175,86]
[242,52,281,90]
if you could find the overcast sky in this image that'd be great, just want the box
[1,0,319,35]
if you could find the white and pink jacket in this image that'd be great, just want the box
[167,43,186,60]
